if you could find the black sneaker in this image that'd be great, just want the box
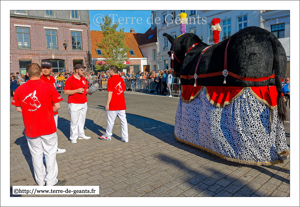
[54,180,66,186]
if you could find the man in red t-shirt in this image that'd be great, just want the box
[41,60,66,154]
[11,63,64,186]
[99,65,128,142]
[64,64,91,144]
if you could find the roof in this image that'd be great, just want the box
[90,30,144,59]
[134,27,157,46]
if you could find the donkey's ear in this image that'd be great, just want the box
[33,90,36,96]
[163,33,174,44]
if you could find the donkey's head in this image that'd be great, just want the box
[22,90,41,111]
[163,33,203,77]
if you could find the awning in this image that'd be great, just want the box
[96,61,106,65]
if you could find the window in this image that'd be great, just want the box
[43,59,65,73]
[153,65,157,72]
[180,10,186,13]
[222,19,231,39]
[172,32,176,39]
[164,59,169,69]
[190,10,196,15]
[45,10,54,16]
[238,15,247,31]
[271,23,285,38]
[16,27,31,49]
[152,49,156,60]
[162,13,167,24]
[148,34,154,39]
[71,10,79,19]
[209,23,213,43]
[15,10,27,15]
[19,60,32,75]
[96,49,102,55]
[71,31,82,50]
[189,27,196,34]
[171,11,176,21]
[163,36,168,50]
[46,30,57,49]
[129,50,135,55]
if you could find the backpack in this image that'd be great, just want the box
[282,83,289,94]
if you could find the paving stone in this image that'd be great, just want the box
[182,188,200,197]
[177,183,192,191]
[261,181,279,192]
[216,178,232,187]
[223,184,242,194]
[193,182,210,191]
[276,183,290,192]
[137,185,152,194]
[270,189,289,197]
[164,180,181,189]
[254,188,272,197]
[111,181,128,191]
[164,188,184,197]
[124,191,141,197]
[108,189,127,197]
[208,184,224,193]
[100,188,114,196]
[152,185,169,195]
[203,177,218,186]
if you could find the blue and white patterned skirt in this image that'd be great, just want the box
[175,87,289,166]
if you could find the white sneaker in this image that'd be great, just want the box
[71,139,77,144]
[121,138,128,143]
[57,148,66,154]
[78,135,91,140]
[99,135,111,141]
[169,95,172,97]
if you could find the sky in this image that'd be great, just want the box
[89,10,152,33]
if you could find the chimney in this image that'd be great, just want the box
[130,28,135,33]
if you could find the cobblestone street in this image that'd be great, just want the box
[10,91,290,197]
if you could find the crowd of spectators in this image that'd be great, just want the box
[10,68,176,97]
[114,69,175,97]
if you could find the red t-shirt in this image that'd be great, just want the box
[107,75,126,110]
[64,75,89,104]
[41,75,60,115]
[11,79,63,138]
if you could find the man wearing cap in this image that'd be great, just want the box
[41,60,66,154]
[64,64,91,144]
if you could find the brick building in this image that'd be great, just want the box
[10,10,91,75]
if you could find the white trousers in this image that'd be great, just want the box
[105,110,128,141]
[26,132,58,186]
[68,102,87,141]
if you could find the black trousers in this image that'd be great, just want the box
[162,82,167,94]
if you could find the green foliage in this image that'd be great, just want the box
[94,64,108,71]
[96,15,129,70]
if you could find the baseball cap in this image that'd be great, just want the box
[74,64,86,70]
[41,60,52,68]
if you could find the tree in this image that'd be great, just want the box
[96,15,129,71]
[84,51,92,71]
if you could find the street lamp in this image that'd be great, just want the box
[63,40,69,50]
